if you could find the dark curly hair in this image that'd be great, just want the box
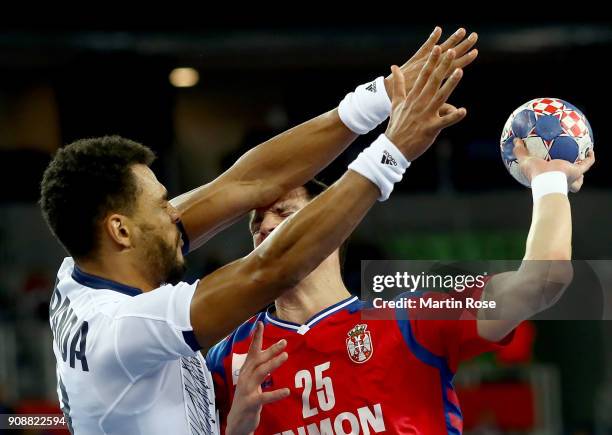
[40,136,155,260]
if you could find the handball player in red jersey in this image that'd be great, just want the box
[207,35,595,434]
[208,144,594,435]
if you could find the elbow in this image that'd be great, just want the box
[521,259,574,309]
[547,249,574,288]
[525,249,574,286]
[543,260,574,302]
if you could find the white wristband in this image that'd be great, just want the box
[348,134,410,201]
[338,76,392,135]
[531,171,568,202]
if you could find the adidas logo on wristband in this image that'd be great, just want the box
[380,150,397,166]
[365,81,377,93]
[348,134,410,201]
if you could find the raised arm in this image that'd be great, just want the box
[190,46,467,351]
[171,110,358,250]
[171,27,478,251]
[478,140,595,341]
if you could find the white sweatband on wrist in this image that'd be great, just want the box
[348,134,410,201]
[338,76,392,135]
[531,171,568,202]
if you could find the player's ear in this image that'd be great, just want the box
[105,214,132,250]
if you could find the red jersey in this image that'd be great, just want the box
[206,294,512,434]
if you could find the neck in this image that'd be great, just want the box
[273,262,351,325]
[77,254,157,292]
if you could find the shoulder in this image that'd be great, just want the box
[56,257,75,281]
[206,313,263,375]
[52,258,122,319]
[55,257,79,296]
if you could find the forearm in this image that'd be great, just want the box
[479,194,574,340]
[524,194,572,260]
[517,193,574,310]
[227,109,357,205]
[172,109,357,250]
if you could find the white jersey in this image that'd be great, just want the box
[49,258,218,435]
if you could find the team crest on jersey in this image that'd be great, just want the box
[346,324,373,363]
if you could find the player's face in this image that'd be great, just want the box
[130,165,186,285]
[249,187,310,248]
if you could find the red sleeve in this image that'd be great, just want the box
[440,318,513,372]
[402,279,515,372]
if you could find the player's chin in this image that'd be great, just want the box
[165,257,187,285]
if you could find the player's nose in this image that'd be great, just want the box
[259,218,278,240]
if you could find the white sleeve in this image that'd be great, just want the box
[111,281,201,379]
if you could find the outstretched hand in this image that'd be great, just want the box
[384,27,478,98]
[385,45,467,161]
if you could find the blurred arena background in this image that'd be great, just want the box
[0,16,611,434]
